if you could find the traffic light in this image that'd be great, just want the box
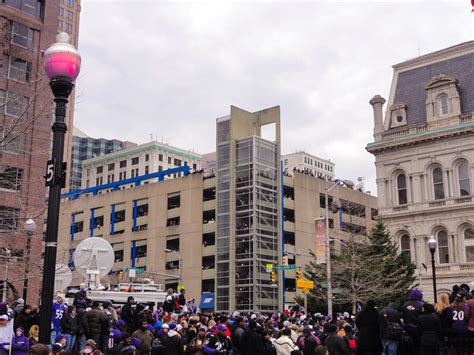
[282,255,289,267]
[119,270,124,281]
[296,270,302,280]
[271,271,276,284]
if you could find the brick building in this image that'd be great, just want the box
[0,0,80,304]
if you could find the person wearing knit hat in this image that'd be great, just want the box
[188,326,207,354]
[131,320,152,355]
[160,321,184,354]
[11,327,29,355]
[204,323,232,354]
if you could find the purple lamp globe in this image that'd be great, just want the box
[43,32,81,82]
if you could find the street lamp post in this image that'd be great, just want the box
[325,179,343,317]
[164,249,182,282]
[428,237,438,303]
[39,32,81,345]
[22,218,37,302]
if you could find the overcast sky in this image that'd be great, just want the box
[74,0,472,194]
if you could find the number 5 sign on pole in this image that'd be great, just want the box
[45,159,55,187]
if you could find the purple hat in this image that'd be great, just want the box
[0,303,7,313]
[130,337,141,348]
[409,289,423,301]
[55,334,66,343]
[116,319,126,327]
[218,324,227,331]
[169,323,177,330]
[146,324,154,332]
[112,328,122,339]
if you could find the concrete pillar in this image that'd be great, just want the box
[445,169,452,198]
[370,95,386,141]
[376,179,386,206]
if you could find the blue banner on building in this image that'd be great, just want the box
[200,293,215,309]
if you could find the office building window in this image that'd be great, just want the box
[400,234,411,259]
[464,228,474,262]
[7,56,32,83]
[458,161,470,196]
[168,157,172,164]
[437,230,449,264]
[119,160,127,168]
[10,21,34,48]
[433,167,445,200]
[0,166,23,191]
[167,193,180,209]
[166,236,179,252]
[108,163,115,171]
[96,166,103,174]
[397,174,407,205]
[5,0,42,17]
[67,0,74,5]
[66,10,73,19]
[0,206,19,231]
[0,90,28,117]
[159,154,163,162]
[65,23,72,32]
[1,128,25,154]
[145,154,149,162]
[132,157,139,165]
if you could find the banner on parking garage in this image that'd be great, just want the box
[314,218,326,264]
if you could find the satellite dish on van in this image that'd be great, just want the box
[55,264,72,292]
[73,237,114,288]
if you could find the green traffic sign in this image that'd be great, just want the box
[275,265,296,270]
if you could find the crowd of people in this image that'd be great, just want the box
[1,285,474,354]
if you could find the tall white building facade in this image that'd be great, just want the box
[367,41,474,301]
[81,141,202,189]
[282,151,335,181]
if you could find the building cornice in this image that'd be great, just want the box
[366,120,474,155]
[83,142,202,166]
[392,41,474,72]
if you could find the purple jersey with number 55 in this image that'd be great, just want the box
[52,303,66,332]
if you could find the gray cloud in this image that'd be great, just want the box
[75,0,470,194]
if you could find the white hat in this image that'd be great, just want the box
[283,320,290,327]
[176,324,183,332]
[166,296,172,301]
[161,324,169,329]
[0,315,8,321]
[250,314,257,319]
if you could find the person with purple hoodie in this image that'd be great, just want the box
[450,293,469,338]
[11,327,29,355]
[402,288,424,348]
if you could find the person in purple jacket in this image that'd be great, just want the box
[11,327,29,355]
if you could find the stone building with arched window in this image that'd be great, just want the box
[367,41,474,301]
